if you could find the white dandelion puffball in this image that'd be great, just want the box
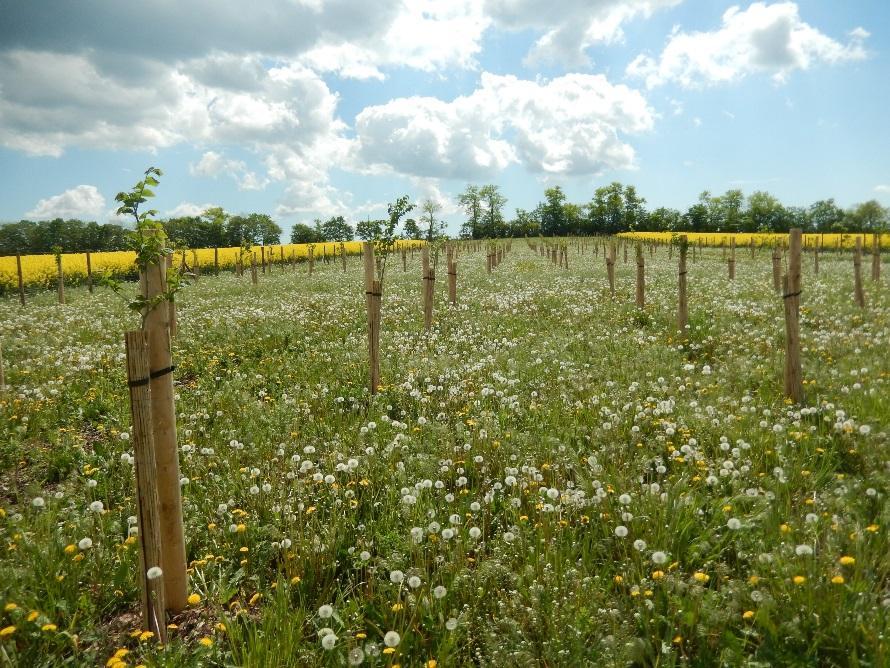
[652,551,668,565]
[146,566,163,580]
[389,570,404,584]
[89,500,104,513]
[614,525,628,538]
[318,604,333,619]
[727,518,742,530]
[383,631,400,647]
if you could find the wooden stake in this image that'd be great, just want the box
[635,242,645,308]
[123,330,167,641]
[56,254,65,304]
[166,255,177,340]
[341,243,347,272]
[251,253,258,285]
[728,237,736,280]
[138,233,187,613]
[363,243,381,394]
[422,245,433,331]
[447,246,457,305]
[16,253,25,306]
[678,236,688,335]
[261,246,266,274]
[872,233,881,282]
[772,245,782,293]
[783,228,803,404]
[854,237,866,308]
[86,252,94,293]
[214,247,219,276]
[606,243,615,298]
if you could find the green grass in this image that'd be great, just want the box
[0,242,887,667]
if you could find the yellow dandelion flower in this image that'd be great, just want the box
[693,572,709,583]
[792,575,806,585]
[41,623,57,632]
[742,611,754,620]
[198,637,213,647]
[0,626,16,638]
[832,575,845,584]
[383,647,396,655]
[138,630,155,641]
[64,544,77,554]
[187,593,201,606]
[26,611,39,622]
[3,603,16,612]
[839,556,855,566]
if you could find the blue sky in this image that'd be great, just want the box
[0,0,887,237]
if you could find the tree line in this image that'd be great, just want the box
[2,183,886,255]
[0,209,282,256]
[455,183,889,238]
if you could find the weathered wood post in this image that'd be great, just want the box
[260,245,266,274]
[251,252,258,285]
[341,242,347,272]
[872,233,881,282]
[86,252,94,293]
[854,237,866,308]
[214,247,219,276]
[422,245,434,331]
[447,246,457,305]
[635,242,645,308]
[772,245,782,293]
[123,330,167,641]
[363,242,381,394]
[166,254,177,340]
[138,232,187,612]
[309,246,315,275]
[16,253,25,306]
[401,247,407,272]
[606,243,615,298]
[55,253,65,304]
[728,237,736,280]
[678,235,688,335]
[783,229,803,403]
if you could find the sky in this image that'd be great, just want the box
[0,0,888,237]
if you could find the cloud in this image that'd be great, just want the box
[166,202,218,218]
[627,2,869,88]
[25,185,105,220]
[486,0,681,67]
[875,185,890,194]
[353,72,654,179]
[190,151,270,191]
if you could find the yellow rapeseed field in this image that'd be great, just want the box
[619,231,890,249]
[0,240,424,293]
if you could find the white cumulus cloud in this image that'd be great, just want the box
[26,185,105,220]
[627,2,869,88]
[353,72,654,179]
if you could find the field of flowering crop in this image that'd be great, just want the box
[0,241,887,667]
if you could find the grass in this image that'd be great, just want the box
[0,241,887,667]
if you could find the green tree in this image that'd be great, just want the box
[458,185,483,239]
[356,218,384,241]
[290,223,324,244]
[847,200,888,232]
[479,185,507,238]
[809,199,846,232]
[540,186,567,236]
[420,199,444,241]
[319,215,354,242]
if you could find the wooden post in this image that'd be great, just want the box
[363,243,381,394]
[251,253,258,285]
[872,233,881,282]
[341,243,347,272]
[635,242,645,308]
[728,237,736,280]
[309,246,315,275]
[401,248,407,272]
[678,236,688,335]
[56,254,65,304]
[606,244,615,298]
[138,233,187,613]
[772,245,782,293]
[166,255,177,340]
[422,245,433,331]
[16,254,25,306]
[853,237,866,308]
[783,229,803,403]
[814,241,819,276]
[86,252,94,293]
[214,247,219,276]
[261,246,266,274]
[123,330,167,641]
[623,243,628,264]
[447,246,457,305]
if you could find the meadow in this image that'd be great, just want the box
[0,240,887,667]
